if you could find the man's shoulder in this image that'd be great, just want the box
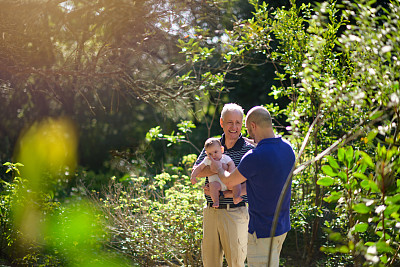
[242,139,255,150]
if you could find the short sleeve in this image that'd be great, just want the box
[237,150,257,179]
[203,157,211,166]
[195,148,207,166]
[222,154,233,164]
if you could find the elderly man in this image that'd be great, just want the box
[209,106,296,267]
[192,103,254,267]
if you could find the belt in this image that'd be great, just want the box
[207,202,246,209]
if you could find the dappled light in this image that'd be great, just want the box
[0,0,399,266]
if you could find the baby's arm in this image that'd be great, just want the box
[191,162,206,184]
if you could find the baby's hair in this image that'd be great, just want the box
[204,137,221,149]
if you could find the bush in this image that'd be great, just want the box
[95,165,205,266]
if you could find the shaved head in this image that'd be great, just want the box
[245,106,272,128]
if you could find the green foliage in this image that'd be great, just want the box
[319,144,400,266]
[97,159,204,266]
[2,0,400,266]
[146,120,201,153]
[177,0,400,265]
[0,162,131,266]
[1,117,129,266]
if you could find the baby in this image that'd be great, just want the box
[191,137,242,207]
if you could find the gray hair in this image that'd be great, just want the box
[220,103,244,121]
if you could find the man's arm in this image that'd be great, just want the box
[218,168,247,189]
[194,165,216,178]
[193,149,217,178]
[209,156,247,188]
[191,162,206,184]
[226,160,235,173]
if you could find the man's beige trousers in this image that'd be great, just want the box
[247,232,287,267]
[202,205,249,267]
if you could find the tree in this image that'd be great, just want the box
[178,0,400,265]
[0,0,244,172]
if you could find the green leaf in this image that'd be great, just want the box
[370,110,384,120]
[339,245,349,254]
[360,151,374,168]
[353,173,368,180]
[338,148,345,162]
[366,129,378,143]
[0,179,10,186]
[326,155,340,169]
[338,171,347,182]
[353,203,371,214]
[386,194,400,204]
[380,254,388,264]
[364,180,381,193]
[321,165,338,177]
[345,146,354,168]
[384,204,399,217]
[354,222,368,233]
[323,191,341,203]
[317,177,335,187]
[328,232,342,242]
[376,241,394,253]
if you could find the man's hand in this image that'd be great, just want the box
[190,176,198,184]
[208,156,223,173]
[209,156,247,188]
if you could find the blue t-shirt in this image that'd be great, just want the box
[237,137,295,238]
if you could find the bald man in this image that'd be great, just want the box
[209,106,295,267]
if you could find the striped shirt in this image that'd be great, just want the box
[195,134,255,205]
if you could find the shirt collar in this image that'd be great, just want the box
[258,136,282,145]
[220,133,245,151]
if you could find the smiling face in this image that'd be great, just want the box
[205,143,224,161]
[220,110,243,142]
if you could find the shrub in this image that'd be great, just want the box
[96,168,205,266]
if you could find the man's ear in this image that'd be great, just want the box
[251,121,256,130]
[220,117,224,128]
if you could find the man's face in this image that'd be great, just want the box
[221,110,243,141]
[205,144,223,161]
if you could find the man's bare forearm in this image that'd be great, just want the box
[217,167,230,186]
[194,165,216,178]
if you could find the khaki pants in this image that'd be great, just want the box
[202,205,249,267]
[247,232,287,267]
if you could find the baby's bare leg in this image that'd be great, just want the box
[209,181,222,207]
[232,184,243,204]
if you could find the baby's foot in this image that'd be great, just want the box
[233,196,243,204]
[212,201,219,208]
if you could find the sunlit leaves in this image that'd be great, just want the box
[352,203,371,214]
[354,222,368,233]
